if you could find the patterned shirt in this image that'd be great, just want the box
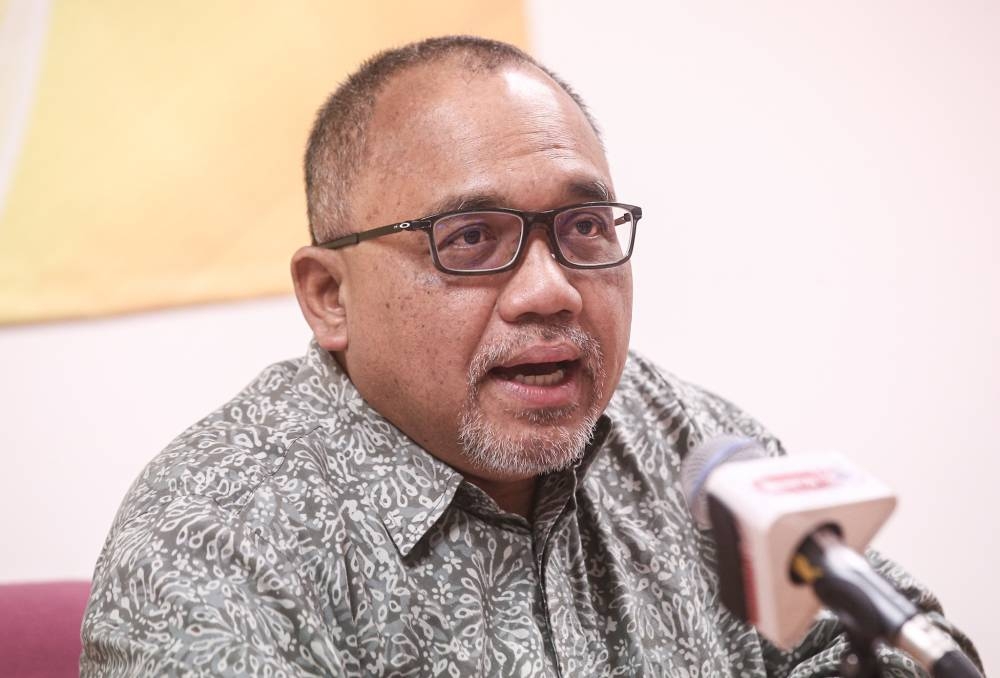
[81,342,980,677]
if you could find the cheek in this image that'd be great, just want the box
[585,271,633,371]
[354,267,494,393]
[415,289,496,381]
[617,267,634,322]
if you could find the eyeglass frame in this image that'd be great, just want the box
[314,201,642,276]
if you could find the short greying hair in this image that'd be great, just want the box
[304,35,601,244]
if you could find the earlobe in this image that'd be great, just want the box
[290,247,349,352]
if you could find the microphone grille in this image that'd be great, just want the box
[681,435,766,529]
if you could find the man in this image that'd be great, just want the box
[81,36,980,676]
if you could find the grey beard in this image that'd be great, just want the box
[457,324,605,478]
[457,405,601,477]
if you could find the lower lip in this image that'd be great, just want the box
[483,367,582,409]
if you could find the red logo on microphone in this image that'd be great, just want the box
[753,469,849,494]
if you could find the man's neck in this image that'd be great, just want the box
[469,475,538,521]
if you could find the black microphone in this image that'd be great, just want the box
[681,436,981,678]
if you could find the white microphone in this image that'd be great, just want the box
[681,436,981,678]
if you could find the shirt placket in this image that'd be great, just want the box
[532,472,587,678]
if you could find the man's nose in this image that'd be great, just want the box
[497,233,583,322]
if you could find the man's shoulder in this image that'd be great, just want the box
[114,354,323,528]
[608,349,783,452]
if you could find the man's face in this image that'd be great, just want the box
[331,61,632,483]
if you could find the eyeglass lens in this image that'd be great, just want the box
[431,205,634,272]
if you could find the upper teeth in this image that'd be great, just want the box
[512,368,565,386]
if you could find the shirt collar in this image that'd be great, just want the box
[296,341,615,556]
[297,341,464,557]
[574,414,613,482]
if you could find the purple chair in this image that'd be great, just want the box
[0,581,91,678]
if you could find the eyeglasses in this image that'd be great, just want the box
[316,202,642,275]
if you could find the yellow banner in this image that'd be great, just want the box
[0,1,527,324]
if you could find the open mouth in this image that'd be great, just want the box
[489,360,576,387]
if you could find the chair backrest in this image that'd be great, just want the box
[0,581,91,678]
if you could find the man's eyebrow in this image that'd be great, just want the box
[422,179,615,218]
[425,192,510,217]
[568,179,614,203]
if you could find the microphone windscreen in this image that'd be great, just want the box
[681,436,766,529]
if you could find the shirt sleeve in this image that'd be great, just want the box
[80,494,347,677]
[760,550,984,678]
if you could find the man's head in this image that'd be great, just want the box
[303,36,602,244]
[292,36,633,490]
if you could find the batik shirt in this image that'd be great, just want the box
[81,342,980,677]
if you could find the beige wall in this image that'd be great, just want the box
[529,1,998,668]
[0,1,995,672]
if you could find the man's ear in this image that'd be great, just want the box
[291,246,349,352]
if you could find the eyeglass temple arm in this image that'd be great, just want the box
[613,211,639,227]
[317,222,421,250]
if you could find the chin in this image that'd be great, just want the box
[458,406,599,478]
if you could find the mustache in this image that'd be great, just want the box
[468,323,605,387]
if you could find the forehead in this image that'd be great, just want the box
[357,59,612,222]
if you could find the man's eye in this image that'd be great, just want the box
[568,217,607,238]
[441,225,494,249]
